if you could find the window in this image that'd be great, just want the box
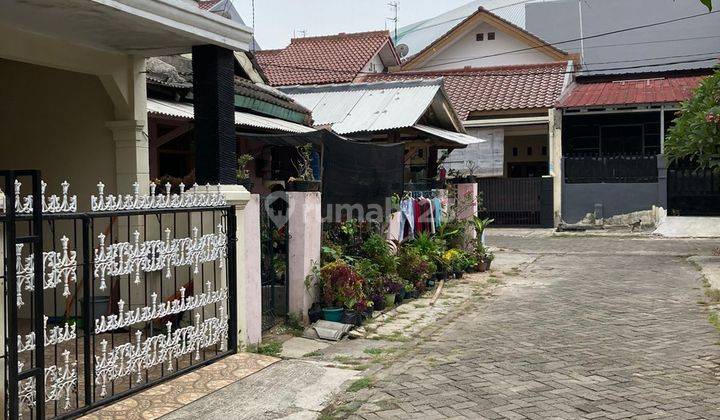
[527,146,533,156]
[512,147,518,157]
[542,146,548,156]
[487,32,496,40]
[476,33,484,41]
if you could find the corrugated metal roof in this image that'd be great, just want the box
[147,98,315,133]
[280,79,446,134]
[414,124,483,145]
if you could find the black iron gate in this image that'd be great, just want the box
[668,162,720,216]
[259,193,289,331]
[2,171,237,419]
[477,178,544,227]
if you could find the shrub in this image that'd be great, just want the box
[319,261,366,310]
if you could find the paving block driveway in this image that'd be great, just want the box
[341,235,720,419]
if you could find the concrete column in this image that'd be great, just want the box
[657,154,668,210]
[192,45,237,185]
[0,208,5,390]
[106,120,149,195]
[549,108,563,226]
[287,192,321,324]
[456,182,478,242]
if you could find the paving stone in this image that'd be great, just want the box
[334,236,720,419]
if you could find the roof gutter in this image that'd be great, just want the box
[94,0,254,52]
[463,115,550,127]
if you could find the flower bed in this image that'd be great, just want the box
[306,203,495,325]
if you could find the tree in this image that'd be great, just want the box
[664,66,720,169]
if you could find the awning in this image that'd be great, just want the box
[147,98,315,134]
[413,124,484,146]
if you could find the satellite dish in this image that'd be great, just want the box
[397,44,409,58]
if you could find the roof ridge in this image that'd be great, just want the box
[391,61,569,76]
[282,77,445,92]
[290,29,390,43]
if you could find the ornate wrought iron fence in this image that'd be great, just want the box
[1,171,237,419]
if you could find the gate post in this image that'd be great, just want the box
[209,185,260,349]
[287,192,321,324]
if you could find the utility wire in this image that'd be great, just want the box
[260,11,719,77]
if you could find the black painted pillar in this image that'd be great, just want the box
[192,44,237,184]
[539,175,555,228]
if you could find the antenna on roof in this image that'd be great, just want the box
[387,1,399,44]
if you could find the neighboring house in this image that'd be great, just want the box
[524,0,720,223]
[394,0,536,59]
[254,30,400,86]
[556,69,715,223]
[145,54,315,195]
[362,7,574,227]
[280,79,482,184]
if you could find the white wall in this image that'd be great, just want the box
[419,21,555,70]
[361,53,386,74]
[443,127,504,177]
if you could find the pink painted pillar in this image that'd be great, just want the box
[287,192,322,324]
[241,194,262,345]
[456,182,478,242]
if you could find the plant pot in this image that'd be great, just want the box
[362,307,374,319]
[476,261,488,273]
[308,304,323,324]
[341,310,363,326]
[287,180,321,192]
[408,290,419,299]
[455,271,464,279]
[486,260,493,270]
[384,293,396,308]
[372,296,386,311]
[427,279,435,287]
[396,288,406,303]
[436,271,447,280]
[238,178,252,190]
[322,307,344,322]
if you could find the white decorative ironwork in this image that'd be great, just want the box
[91,181,227,212]
[15,236,78,307]
[17,351,78,414]
[5,180,77,214]
[93,224,227,290]
[94,310,228,397]
[95,281,228,334]
[17,316,78,355]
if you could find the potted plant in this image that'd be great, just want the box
[237,153,254,190]
[318,261,365,322]
[288,143,321,192]
[404,282,417,299]
[472,217,494,246]
[383,275,403,308]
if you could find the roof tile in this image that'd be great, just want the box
[557,75,704,108]
[363,62,569,120]
[255,31,398,86]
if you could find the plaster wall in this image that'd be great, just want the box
[420,21,556,70]
[0,59,117,204]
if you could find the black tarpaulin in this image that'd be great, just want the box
[240,129,404,212]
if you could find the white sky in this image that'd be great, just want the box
[231,0,471,49]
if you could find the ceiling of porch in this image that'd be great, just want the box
[1,0,253,55]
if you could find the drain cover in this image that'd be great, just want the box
[312,320,353,341]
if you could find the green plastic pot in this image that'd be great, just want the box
[322,307,343,322]
[384,293,396,308]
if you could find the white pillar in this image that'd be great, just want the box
[549,108,563,226]
[456,182,478,243]
[287,192,321,324]
[206,185,259,349]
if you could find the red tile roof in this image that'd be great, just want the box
[362,62,569,120]
[254,30,399,86]
[197,0,220,11]
[556,75,705,108]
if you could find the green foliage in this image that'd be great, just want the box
[236,154,254,181]
[256,340,283,357]
[319,261,367,310]
[347,377,374,392]
[701,0,713,11]
[292,143,315,181]
[665,66,720,169]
